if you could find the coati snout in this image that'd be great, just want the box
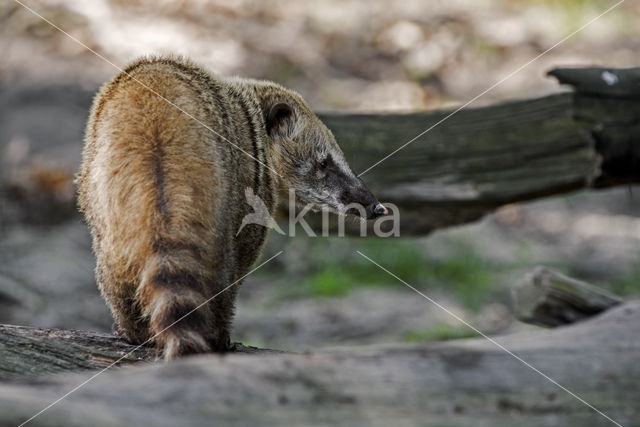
[264,101,387,220]
[339,177,388,220]
[324,157,386,219]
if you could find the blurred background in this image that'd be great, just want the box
[1,0,639,351]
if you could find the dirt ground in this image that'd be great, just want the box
[1,0,639,351]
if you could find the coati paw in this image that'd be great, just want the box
[111,322,121,337]
[208,331,232,352]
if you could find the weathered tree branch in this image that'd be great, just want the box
[1,302,638,426]
[512,267,624,327]
[548,67,640,98]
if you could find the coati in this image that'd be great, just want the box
[77,56,387,360]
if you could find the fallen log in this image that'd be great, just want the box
[1,301,638,426]
[512,267,624,327]
[302,66,640,235]
[0,325,278,382]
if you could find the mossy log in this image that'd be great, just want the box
[1,302,639,426]
[512,267,624,327]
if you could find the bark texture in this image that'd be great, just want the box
[0,325,278,381]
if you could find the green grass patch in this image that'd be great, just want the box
[426,253,494,311]
[402,322,479,342]
[299,239,495,311]
[300,241,424,297]
[610,261,640,297]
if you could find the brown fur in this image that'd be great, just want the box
[77,55,380,360]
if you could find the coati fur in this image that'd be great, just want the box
[77,56,386,360]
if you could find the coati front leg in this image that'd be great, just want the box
[95,259,149,344]
[208,284,238,350]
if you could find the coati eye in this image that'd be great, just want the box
[319,158,328,170]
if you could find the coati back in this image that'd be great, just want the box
[77,56,386,360]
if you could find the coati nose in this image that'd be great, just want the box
[374,203,388,216]
[368,202,388,218]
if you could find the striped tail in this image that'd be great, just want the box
[137,243,213,360]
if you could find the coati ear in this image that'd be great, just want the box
[266,102,294,137]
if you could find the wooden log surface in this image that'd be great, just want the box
[512,267,624,327]
[0,325,278,382]
[1,301,639,426]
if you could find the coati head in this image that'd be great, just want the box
[256,84,387,220]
